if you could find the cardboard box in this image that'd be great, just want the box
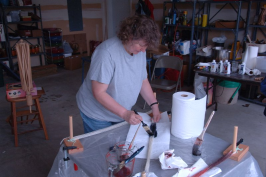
[64,54,82,70]
[215,20,244,29]
[6,82,37,99]
[63,35,75,43]
[31,29,42,37]
[32,64,57,79]
[147,45,169,58]
[74,33,86,41]
[17,30,31,37]
[20,16,31,21]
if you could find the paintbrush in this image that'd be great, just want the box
[192,138,243,177]
[115,146,145,173]
[134,110,154,136]
[127,123,141,151]
[141,118,157,177]
[192,111,215,156]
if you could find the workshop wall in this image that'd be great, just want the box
[31,0,104,66]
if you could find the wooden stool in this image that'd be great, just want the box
[6,87,49,146]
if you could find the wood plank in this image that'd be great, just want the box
[41,3,101,11]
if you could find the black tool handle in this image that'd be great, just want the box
[134,110,145,125]
[236,138,243,146]
[125,146,144,164]
[134,110,139,115]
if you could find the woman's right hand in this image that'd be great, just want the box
[122,110,143,125]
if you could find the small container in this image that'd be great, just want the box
[11,48,16,56]
[226,63,231,74]
[219,60,223,73]
[223,60,228,73]
[239,63,246,75]
[34,45,40,54]
[30,45,35,54]
[183,11,187,26]
[211,60,216,72]
[231,61,238,73]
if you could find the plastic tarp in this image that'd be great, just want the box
[48,113,263,177]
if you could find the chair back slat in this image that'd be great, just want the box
[154,56,183,71]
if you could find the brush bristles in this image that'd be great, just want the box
[143,126,154,136]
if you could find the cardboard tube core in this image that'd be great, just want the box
[181,94,188,97]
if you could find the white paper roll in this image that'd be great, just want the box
[244,46,258,69]
[171,92,206,139]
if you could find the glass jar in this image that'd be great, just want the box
[30,45,35,54]
[11,48,16,56]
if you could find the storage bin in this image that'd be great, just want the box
[256,56,266,73]
[46,48,64,54]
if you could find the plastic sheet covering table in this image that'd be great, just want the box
[48,121,263,177]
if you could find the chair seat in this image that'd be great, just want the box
[150,79,177,90]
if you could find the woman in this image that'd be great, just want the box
[76,15,161,133]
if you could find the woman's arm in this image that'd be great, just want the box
[91,80,142,124]
[140,78,161,122]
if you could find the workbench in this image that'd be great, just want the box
[195,70,266,110]
[48,118,263,177]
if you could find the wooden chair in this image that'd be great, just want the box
[6,88,49,146]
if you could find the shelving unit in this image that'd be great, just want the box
[245,0,266,56]
[162,0,249,85]
[43,28,64,66]
[0,4,46,79]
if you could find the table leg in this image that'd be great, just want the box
[206,77,210,107]
[12,102,18,147]
[213,79,218,111]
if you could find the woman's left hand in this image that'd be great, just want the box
[151,105,161,122]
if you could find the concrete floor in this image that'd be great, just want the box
[0,66,265,177]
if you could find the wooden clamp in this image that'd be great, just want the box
[223,126,249,161]
[63,116,83,154]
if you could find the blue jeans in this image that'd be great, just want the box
[80,111,122,133]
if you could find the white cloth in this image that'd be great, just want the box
[159,149,188,170]
[172,158,222,177]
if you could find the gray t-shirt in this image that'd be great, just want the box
[76,36,147,122]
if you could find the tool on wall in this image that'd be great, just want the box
[192,111,215,156]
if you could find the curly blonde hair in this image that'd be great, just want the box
[117,15,161,49]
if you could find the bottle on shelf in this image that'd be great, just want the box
[211,60,216,72]
[226,62,231,74]
[172,8,177,25]
[223,60,228,73]
[219,60,223,73]
[199,14,202,26]
[168,8,172,24]
[195,14,198,26]
[239,62,245,75]
[183,11,187,26]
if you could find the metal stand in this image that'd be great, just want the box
[63,146,77,169]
